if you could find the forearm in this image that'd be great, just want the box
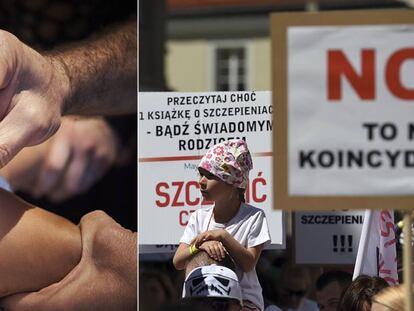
[48,19,137,116]
[173,243,192,270]
[221,232,258,272]
[0,189,81,297]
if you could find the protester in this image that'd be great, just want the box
[173,139,271,311]
[314,270,352,311]
[337,275,389,311]
[265,264,318,311]
[371,284,405,311]
[182,265,243,311]
[185,247,236,277]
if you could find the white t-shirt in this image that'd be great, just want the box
[180,202,271,311]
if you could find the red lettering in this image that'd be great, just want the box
[380,210,394,237]
[179,210,189,226]
[382,277,398,285]
[386,48,414,100]
[252,172,267,203]
[378,258,391,275]
[172,181,185,207]
[185,181,200,206]
[327,49,375,100]
[155,182,169,207]
[179,209,196,226]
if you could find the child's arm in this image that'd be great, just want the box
[193,229,264,273]
[173,240,227,270]
[0,189,81,297]
[173,243,191,270]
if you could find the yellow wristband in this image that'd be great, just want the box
[189,244,199,255]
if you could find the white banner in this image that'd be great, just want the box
[139,91,284,249]
[295,210,365,264]
[353,209,398,285]
[288,25,414,196]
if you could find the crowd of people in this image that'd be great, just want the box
[140,139,409,311]
[140,251,410,311]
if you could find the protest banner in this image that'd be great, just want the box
[271,10,414,309]
[295,210,365,265]
[353,209,398,285]
[271,10,414,211]
[139,91,284,250]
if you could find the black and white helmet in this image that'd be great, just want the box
[182,264,243,306]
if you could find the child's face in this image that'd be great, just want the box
[198,168,235,202]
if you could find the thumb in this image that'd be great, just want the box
[0,120,28,168]
[0,101,59,168]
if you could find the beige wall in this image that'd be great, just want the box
[251,38,271,91]
[166,40,209,91]
[166,38,271,92]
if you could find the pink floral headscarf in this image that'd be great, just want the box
[198,139,253,189]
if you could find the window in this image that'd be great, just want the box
[212,43,248,91]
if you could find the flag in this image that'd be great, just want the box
[353,209,398,285]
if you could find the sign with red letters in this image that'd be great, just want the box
[139,91,284,248]
[271,10,414,210]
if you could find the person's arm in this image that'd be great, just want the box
[30,116,121,202]
[0,116,121,201]
[192,229,264,273]
[173,240,227,270]
[49,19,137,116]
[0,19,136,167]
[173,243,192,270]
[0,211,137,311]
[0,189,81,297]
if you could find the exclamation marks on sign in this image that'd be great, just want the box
[333,235,353,253]
[348,235,353,252]
[340,235,345,252]
[333,235,338,252]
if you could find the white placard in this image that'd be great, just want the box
[288,25,414,196]
[139,91,284,249]
[295,210,365,264]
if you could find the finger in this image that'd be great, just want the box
[205,245,215,260]
[0,97,59,168]
[32,136,71,197]
[0,118,33,168]
[217,243,226,259]
[213,243,223,261]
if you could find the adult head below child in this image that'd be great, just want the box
[182,264,243,311]
[173,139,271,311]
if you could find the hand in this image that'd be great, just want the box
[191,229,227,248]
[198,240,227,262]
[30,117,120,202]
[0,30,69,167]
[0,210,137,311]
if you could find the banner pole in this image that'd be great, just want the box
[403,210,413,311]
